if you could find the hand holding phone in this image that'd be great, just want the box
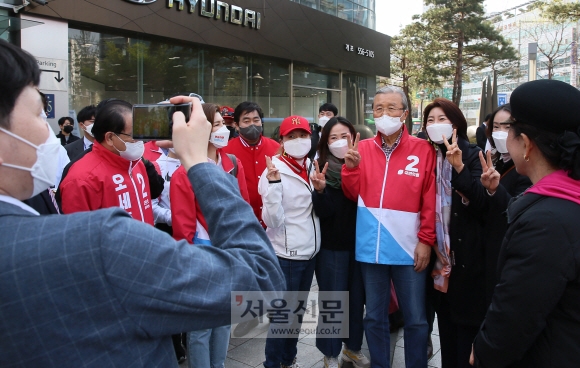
[170,96,212,170]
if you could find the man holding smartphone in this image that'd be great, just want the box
[0,39,285,367]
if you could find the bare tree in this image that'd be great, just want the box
[525,22,572,79]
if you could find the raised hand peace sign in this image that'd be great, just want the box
[479,150,500,194]
[443,129,464,173]
[344,133,361,169]
[310,160,329,193]
[265,156,281,182]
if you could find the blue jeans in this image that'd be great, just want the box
[264,257,316,368]
[315,249,365,357]
[187,325,231,368]
[360,263,428,368]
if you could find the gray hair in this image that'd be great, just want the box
[375,86,409,111]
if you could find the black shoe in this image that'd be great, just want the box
[233,318,260,337]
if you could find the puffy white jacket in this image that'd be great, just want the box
[258,155,321,261]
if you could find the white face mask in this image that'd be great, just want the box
[328,139,349,159]
[113,134,144,161]
[84,123,94,137]
[426,124,454,144]
[0,122,61,198]
[318,116,330,128]
[210,125,230,149]
[374,113,404,136]
[284,137,311,159]
[492,131,509,154]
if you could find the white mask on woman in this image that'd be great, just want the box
[284,138,311,159]
[492,131,509,154]
[375,114,404,136]
[426,124,453,144]
[210,125,230,149]
[0,122,61,197]
[328,139,349,159]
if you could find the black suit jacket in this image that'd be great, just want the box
[476,125,487,151]
[64,138,86,161]
[56,132,80,147]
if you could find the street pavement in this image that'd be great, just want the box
[180,276,442,368]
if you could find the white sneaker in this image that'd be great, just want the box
[324,356,340,368]
[340,345,370,368]
[281,357,302,368]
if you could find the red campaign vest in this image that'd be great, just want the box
[60,142,154,225]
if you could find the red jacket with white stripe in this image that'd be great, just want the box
[170,150,251,244]
[60,141,154,225]
[341,129,436,265]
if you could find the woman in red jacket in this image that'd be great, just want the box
[170,103,250,368]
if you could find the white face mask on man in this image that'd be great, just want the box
[113,134,144,161]
[374,113,405,136]
[0,122,61,198]
[284,138,311,159]
[318,116,330,128]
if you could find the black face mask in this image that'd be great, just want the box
[226,125,236,138]
[63,125,74,134]
[239,125,262,141]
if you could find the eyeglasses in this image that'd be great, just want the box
[114,132,136,143]
[373,106,405,115]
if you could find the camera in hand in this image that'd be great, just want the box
[132,103,192,140]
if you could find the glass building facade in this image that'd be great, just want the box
[12,0,388,137]
[68,28,374,137]
[290,0,375,30]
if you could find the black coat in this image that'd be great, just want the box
[311,185,357,252]
[438,138,488,326]
[476,125,487,151]
[474,193,580,368]
[482,160,531,305]
[56,132,80,147]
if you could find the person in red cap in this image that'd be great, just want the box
[220,105,238,141]
[259,115,324,368]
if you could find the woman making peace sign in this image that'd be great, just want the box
[423,98,487,368]
[259,116,321,368]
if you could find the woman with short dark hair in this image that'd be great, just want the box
[422,98,486,368]
[472,79,580,368]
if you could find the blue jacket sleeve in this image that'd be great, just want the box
[100,163,285,336]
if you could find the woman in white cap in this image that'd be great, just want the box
[259,115,321,368]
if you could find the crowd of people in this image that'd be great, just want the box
[2,38,580,368]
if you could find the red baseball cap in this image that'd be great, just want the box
[220,106,234,121]
[279,115,312,136]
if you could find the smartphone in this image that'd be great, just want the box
[132,103,191,140]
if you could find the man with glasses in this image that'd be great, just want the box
[341,86,436,368]
[59,99,155,225]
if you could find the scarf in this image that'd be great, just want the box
[432,148,453,293]
[324,154,344,190]
[526,169,580,205]
[279,153,310,184]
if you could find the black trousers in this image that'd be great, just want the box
[436,295,479,368]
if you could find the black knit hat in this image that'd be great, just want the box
[510,79,580,134]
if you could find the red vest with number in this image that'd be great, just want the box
[60,141,154,225]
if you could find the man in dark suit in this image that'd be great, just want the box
[65,104,96,160]
[0,40,285,367]
[476,113,491,151]
[308,102,338,160]
[56,116,80,146]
